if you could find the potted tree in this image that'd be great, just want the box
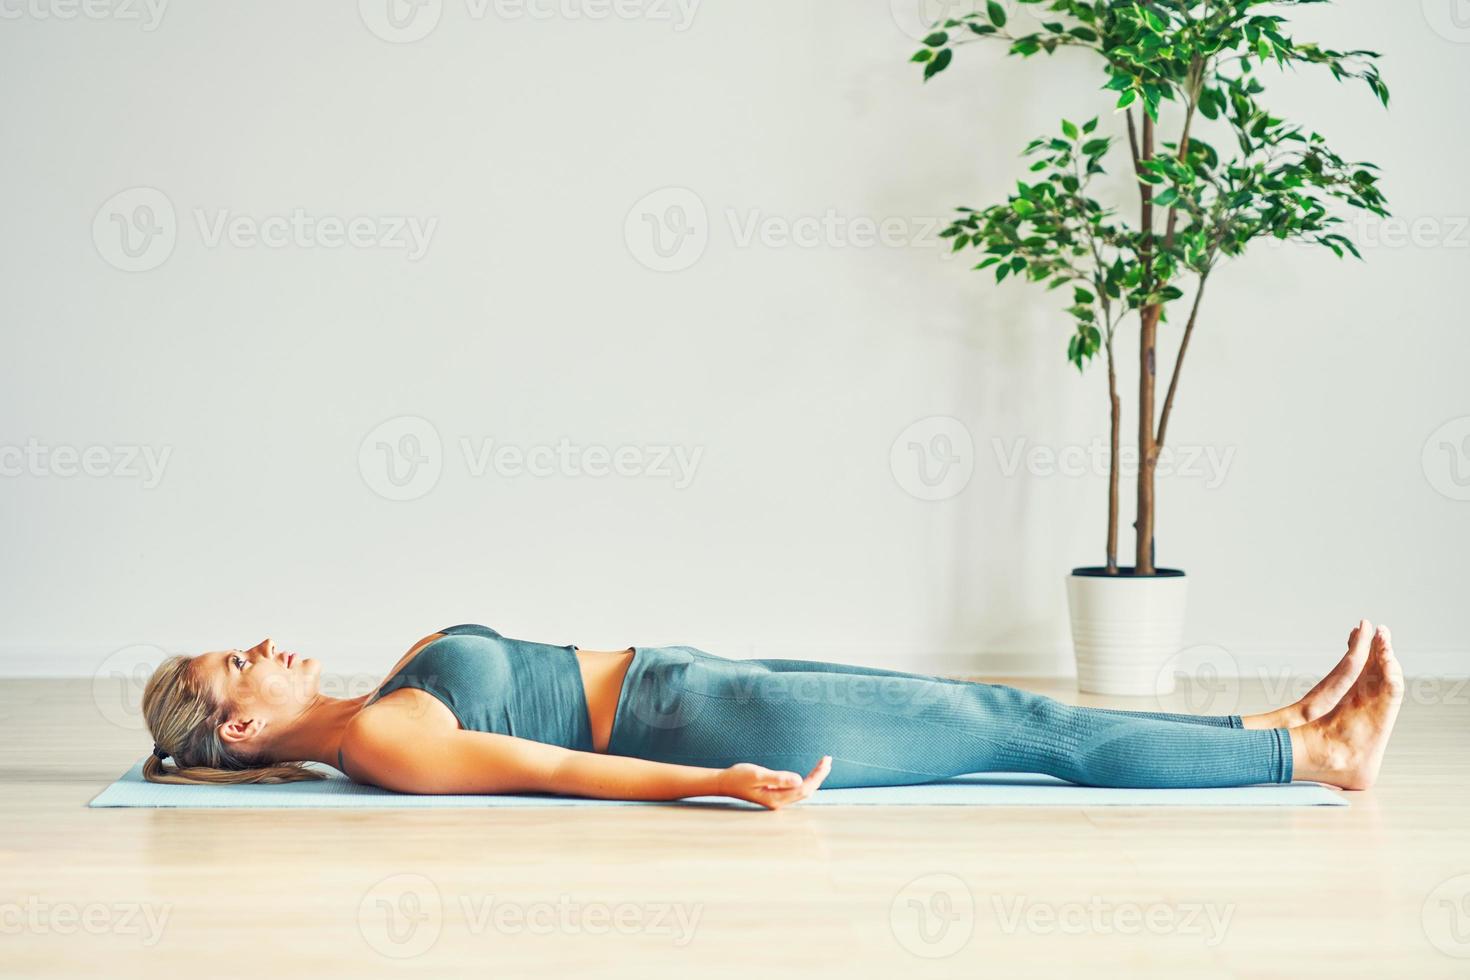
[912,1,1389,693]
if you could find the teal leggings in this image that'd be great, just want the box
[605,646,1293,789]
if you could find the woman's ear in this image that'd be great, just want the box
[218,716,265,747]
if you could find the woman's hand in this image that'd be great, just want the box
[718,756,833,810]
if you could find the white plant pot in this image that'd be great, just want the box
[1066,568,1188,696]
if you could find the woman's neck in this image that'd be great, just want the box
[263,694,368,768]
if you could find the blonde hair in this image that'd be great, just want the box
[140,654,325,785]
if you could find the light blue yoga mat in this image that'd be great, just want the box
[89,760,1346,808]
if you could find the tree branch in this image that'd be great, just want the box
[1126,109,1142,174]
[1155,272,1210,449]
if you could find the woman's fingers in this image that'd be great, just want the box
[758,770,802,789]
[753,757,833,810]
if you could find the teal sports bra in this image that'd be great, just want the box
[337,624,593,771]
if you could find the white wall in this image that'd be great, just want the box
[1,0,1466,679]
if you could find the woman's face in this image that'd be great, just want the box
[193,637,323,746]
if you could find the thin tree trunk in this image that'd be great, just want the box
[1136,307,1159,574]
[1136,114,1158,575]
[1105,337,1120,574]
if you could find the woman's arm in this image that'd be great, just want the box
[345,717,832,809]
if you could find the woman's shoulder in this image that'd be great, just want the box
[341,681,458,780]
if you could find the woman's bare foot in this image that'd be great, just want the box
[1242,619,1374,729]
[1290,625,1404,790]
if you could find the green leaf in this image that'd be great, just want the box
[923,31,948,47]
[1061,119,1079,140]
[923,47,952,80]
[1115,89,1137,110]
[910,49,933,63]
[986,0,1006,28]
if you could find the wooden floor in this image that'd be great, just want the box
[3,675,1468,978]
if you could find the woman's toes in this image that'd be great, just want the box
[1297,622,1375,722]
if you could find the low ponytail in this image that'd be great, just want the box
[141,654,325,785]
